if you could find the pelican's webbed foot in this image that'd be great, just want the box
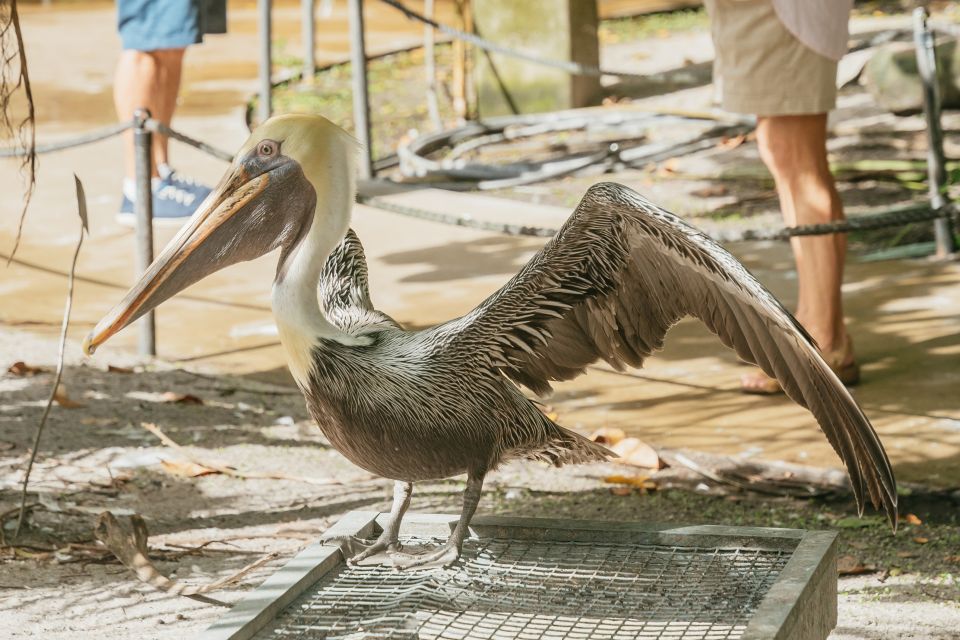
[321,532,402,564]
[389,471,485,571]
[389,542,461,570]
[322,480,413,565]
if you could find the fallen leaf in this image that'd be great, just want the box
[589,427,626,446]
[837,554,877,576]
[107,365,134,374]
[945,555,960,564]
[717,134,746,150]
[604,475,657,491]
[7,361,46,377]
[0,440,14,451]
[611,438,663,469]
[912,537,929,545]
[609,486,633,496]
[54,384,86,408]
[903,513,922,526]
[160,392,203,405]
[160,459,222,478]
[661,158,680,174]
[690,185,728,198]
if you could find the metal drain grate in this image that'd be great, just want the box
[260,537,790,640]
[201,513,838,640]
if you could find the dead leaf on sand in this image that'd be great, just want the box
[107,365,134,374]
[837,555,877,576]
[160,459,225,478]
[912,537,930,545]
[0,440,15,451]
[611,438,663,470]
[54,383,85,408]
[589,427,626,446]
[690,185,729,198]
[161,392,204,405]
[903,513,922,526]
[604,474,658,493]
[717,134,747,150]
[7,361,46,377]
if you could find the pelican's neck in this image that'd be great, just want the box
[271,176,359,387]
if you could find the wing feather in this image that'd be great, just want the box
[448,182,897,525]
[319,228,400,333]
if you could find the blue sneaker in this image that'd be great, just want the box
[116,170,213,227]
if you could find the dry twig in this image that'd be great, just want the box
[14,177,88,538]
[94,511,277,607]
[1,0,37,260]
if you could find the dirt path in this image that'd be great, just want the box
[2,327,959,639]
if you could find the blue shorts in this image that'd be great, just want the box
[118,0,227,52]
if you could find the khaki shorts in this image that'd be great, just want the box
[704,0,838,116]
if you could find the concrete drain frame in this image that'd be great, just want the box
[201,512,838,640]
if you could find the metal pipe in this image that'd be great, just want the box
[302,0,316,84]
[132,109,156,356]
[258,0,273,123]
[348,0,374,178]
[913,7,957,258]
[424,0,442,131]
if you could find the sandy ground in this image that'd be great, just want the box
[2,3,959,639]
[2,326,959,639]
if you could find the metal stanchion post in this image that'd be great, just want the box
[302,0,316,84]
[132,109,156,356]
[259,0,273,124]
[914,7,957,259]
[348,0,374,178]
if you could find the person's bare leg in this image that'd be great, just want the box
[743,114,855,391]
[114,48,185,179]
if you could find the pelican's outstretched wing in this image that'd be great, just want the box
[449,182,896,525]
[319,228,400,333]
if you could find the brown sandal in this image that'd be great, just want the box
[740,335,860,395]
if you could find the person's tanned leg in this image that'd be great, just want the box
[743,114,855,391]
[113,47,185,179]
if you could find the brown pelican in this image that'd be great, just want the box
[84,114,897,569]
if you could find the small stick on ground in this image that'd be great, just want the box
[94,511,277,608]
[1,0,37,261]
[14,177,88,538]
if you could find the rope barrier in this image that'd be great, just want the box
[0,111,954,242]
[0,121,131,157]
[361,194,958,242]
[375,0,649,81]
[143,119,234,163]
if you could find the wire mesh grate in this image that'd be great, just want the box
[254,535,793,640]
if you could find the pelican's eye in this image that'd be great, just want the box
[258,140,279,158]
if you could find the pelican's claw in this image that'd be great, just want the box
[389,543,461,570]
[320,534,402,565]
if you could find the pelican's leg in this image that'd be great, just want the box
[390,472,485,570]
[321,481,412,564]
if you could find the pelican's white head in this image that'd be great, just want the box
[83,114,361,356]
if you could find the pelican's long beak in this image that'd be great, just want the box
[83,164,271,356]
